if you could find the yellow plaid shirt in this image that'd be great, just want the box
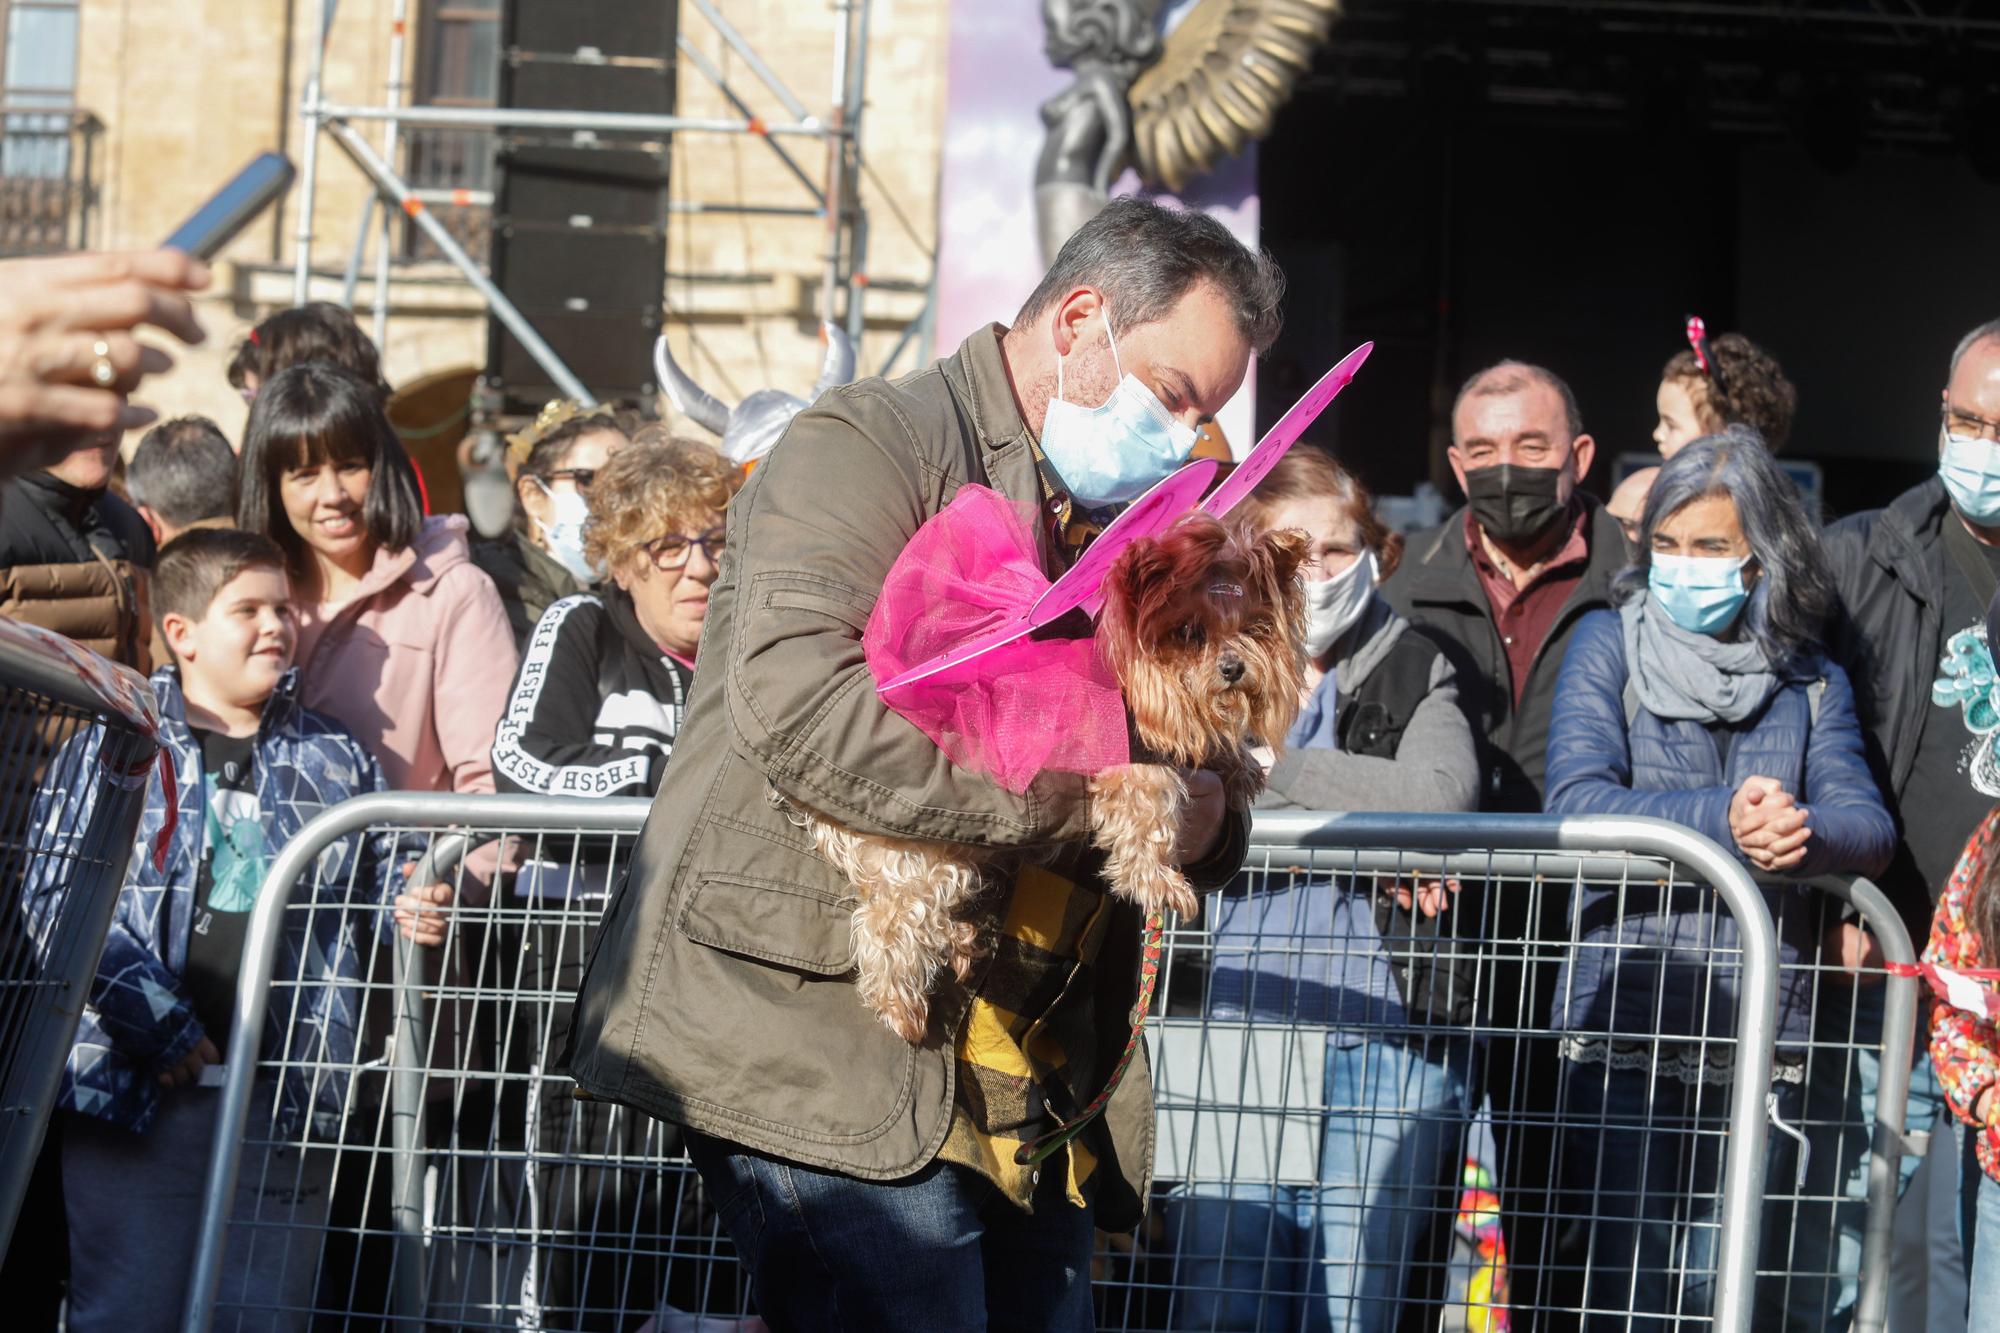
[937,861,1118,1210]
[936,453,1119,1211]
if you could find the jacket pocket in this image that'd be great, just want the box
[676,872,855,976]
[757,572,873,634]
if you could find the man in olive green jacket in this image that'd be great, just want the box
[563,199,1284,1329]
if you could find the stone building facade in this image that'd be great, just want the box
[43,0,946,441]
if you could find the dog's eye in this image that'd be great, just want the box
[1174,623,1207,647]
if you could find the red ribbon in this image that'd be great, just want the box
[152,751,176,871]
[1685,314,1713,376]
[1889,960,2000,982]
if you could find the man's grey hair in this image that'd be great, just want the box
[1453,360,1584,441]
[127,416,237,530]
[1014,198,1286,354]
[1952,318,2000,377]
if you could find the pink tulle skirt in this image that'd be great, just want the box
[865,485,1128,793]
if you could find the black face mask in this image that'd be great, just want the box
[1464,463,1569,545]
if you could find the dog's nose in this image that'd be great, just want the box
[1219,653,1245,684]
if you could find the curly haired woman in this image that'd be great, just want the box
[492,430,739,801]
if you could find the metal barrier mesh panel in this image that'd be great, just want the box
[0,690,157,1188]
[202,819,1898,1333]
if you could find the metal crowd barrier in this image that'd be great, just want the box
[0,619,160,1257]
[179,796,1926,1333]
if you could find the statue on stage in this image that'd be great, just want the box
[1032,0,1344,264]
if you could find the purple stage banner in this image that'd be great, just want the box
[934,0,1260,455]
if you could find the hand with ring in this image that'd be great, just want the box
[0,249,211,475]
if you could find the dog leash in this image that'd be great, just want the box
[1014,909,1164,1168]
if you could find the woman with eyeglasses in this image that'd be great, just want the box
[488,432,739,1328]
[472,400,633,651]
[493,431,736,802]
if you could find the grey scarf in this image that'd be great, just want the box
[1619,593,1784,724]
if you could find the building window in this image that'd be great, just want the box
[407,0,501,262]
[0,0,95,254]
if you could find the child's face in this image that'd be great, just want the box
[1653,376,1713,459]
[175,566,298,707]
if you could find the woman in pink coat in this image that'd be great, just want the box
[236,361,518,796]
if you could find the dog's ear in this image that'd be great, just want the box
[1244,525,1311,654]
[1254,525,1312,587]
[1099,536,1166,661]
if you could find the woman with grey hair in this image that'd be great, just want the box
[1541,426,1895,1328]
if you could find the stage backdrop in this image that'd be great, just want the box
[934,0,1260,456]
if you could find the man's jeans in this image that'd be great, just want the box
[683,1129,1096,1333]
[1164,1037,1479,1333]
[1763,984,1949,1331]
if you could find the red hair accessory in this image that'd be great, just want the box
[248,328,261,346]
[1684,315,1712,375]
[1684,314,1728,398]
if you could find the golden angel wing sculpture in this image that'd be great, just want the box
[1128,0,1342,192]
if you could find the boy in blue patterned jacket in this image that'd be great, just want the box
[25,528,455,1332]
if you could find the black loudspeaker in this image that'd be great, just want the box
[487,0,674,414]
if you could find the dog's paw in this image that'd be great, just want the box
[1145,867,1201,923]
[1222,750,1265,808]
[1107,857,1200,922]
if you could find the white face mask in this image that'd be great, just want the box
[1038,307,1198,508]
[533,480,598,585]
[1302,549,1378,659]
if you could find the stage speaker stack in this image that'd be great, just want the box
[486,0,675,414]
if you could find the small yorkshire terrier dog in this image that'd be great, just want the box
[803,513,1309,1043]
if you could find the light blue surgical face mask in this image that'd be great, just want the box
[1649,552,1752,636]
[1940,431,2000,526]
[1038,308,1198,508]
[533,479,600,585]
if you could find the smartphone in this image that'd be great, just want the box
[161,152,297,260]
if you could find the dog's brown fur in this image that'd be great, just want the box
[805,514,1309,1043]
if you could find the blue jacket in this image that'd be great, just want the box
[23,666,399,1136]
[1543,609,1895,1046]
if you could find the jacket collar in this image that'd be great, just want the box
[517,530,584,598]
[1402,505,1479,606]
[953,322,1032,457]
[333,514,472,607]
[150,662,302,739]
[1868,474,1950,574]
[15,469,99,527]
[1328,594,1404,689]
[604,586,683,670]
[1403,496,1626,624]
[949,322,1049,561]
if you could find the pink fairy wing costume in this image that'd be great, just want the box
[865,343,1374,793]
[865,485,1126,793]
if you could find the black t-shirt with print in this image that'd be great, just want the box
[183,728,263,1059]
[1898,523,2000,902]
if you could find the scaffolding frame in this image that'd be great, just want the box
[293,0,881,407]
